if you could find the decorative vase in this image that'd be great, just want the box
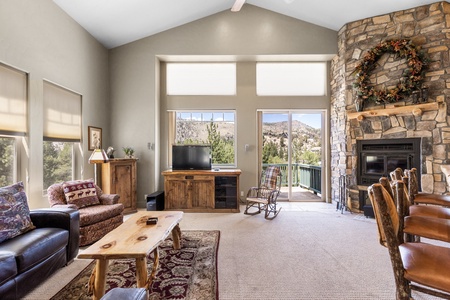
[355,97,364,112]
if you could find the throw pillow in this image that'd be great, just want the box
[62,179,100,208]
[262,166,280,189]
[0,182,35,244]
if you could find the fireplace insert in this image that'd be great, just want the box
[357,138,421,186]
[357,138,421,216]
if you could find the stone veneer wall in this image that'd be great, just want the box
[330,1,450,209]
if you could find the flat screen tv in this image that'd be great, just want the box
[172,145,212,170]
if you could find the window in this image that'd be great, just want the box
[168,111,236,166]
[0,63,27,186]
[0,136,16,186]
[0,63,27,136]
[43,141,73,190]
[166,63,236,95]
[43,81,81,191]
[256,62,326,96]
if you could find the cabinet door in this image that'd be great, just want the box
[191,177,214,208]
[101,159,137,214]
[113,163,133,211]
[165,177,190,209]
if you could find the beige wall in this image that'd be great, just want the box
[109,5,337,207]
[0,0,109,208]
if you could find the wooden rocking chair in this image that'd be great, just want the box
[244,166,282,219]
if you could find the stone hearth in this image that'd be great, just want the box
[330,1,450,210]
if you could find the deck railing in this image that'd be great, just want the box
[263,163,321,194]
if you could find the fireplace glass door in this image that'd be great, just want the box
[363,155,409,177]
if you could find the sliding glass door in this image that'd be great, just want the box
[259,111,323,201]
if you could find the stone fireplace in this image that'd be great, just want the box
[330,2,450,210]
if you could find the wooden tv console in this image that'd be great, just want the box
[162,169,241,213]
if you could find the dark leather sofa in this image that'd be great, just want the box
[0,207,80,300]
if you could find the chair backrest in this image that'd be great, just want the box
[368,183,400,247]
[390,167,404,181]
[47,182,68,206]
[404,168,419,203]
[260,166,281,190]
[368,182,409,299]
[440,165,450,193]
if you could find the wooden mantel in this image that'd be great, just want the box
[347,102,440,121]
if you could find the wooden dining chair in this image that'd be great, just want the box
[406,168,450,207]
[388,168,450,219]
[379,177,450,243]
[368,183,450,299]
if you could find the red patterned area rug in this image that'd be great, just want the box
[51,230,220,300]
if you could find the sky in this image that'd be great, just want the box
[263,113,322,129]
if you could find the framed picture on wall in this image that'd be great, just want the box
[88,126,102,150]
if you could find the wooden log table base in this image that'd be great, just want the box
[78,211,183,300]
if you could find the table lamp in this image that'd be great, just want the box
[88,149,109,186]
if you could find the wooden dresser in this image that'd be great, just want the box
[162,169,241,213]
[101,158,137,214]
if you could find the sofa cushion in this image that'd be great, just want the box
[0,182,35,244]
[0,251,17,285]
[0,228,68,273]
[63,179,100,208]
[79,203,124,226]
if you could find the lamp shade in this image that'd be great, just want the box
[89,149,109,164]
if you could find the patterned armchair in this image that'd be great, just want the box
[47,179,124,246]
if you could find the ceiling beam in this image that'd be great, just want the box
[231,0,246,12]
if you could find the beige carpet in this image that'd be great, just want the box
[25,202,444,299]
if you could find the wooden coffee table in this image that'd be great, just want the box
[78,211,183,300]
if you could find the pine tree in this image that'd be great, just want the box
[0,137,14,186]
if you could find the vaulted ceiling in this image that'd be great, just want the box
[53,0,446,49]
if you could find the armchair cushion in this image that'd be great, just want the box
[0,182,35,244]
[79,204,124,227]
[62,179,100,208]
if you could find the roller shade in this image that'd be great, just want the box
[0,63,27,136]
[43,81,81,142]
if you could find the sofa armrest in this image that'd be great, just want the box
[30,208,80,263]
[99,194,120,205]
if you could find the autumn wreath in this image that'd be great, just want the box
[353,39,427,105]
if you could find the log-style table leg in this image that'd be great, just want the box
[145,247,160,288]
[135,256,148,288]
[171,224,182,250]
[92,258,108,300]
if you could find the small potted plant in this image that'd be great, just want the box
[122,147,135,158]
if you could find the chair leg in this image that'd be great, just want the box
[244,201,262,215]
[264,202,281,220]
